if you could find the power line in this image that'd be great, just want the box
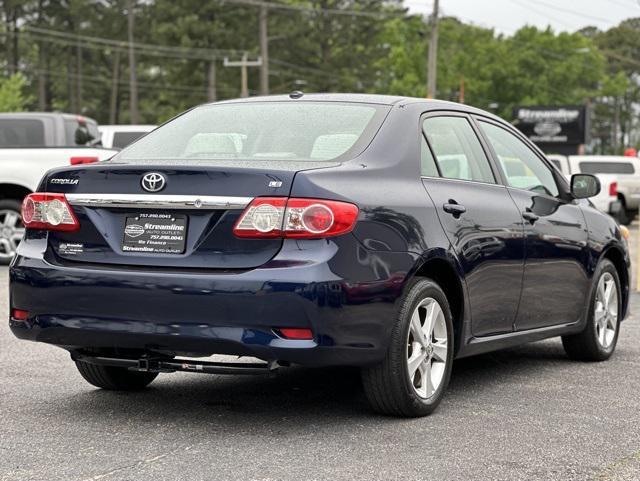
[7,32,348,89]
[511,0,575,29]
[608,0,639,8]
[217,0,408,19]
[522,0,620,25]
[22,25,238,59]
[601,49,640,69]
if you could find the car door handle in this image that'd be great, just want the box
[443,202,466,217]
[522,209,539,223]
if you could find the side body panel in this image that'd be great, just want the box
[507,189,590,329]
[421,178,525,336]
[579,200,631,320]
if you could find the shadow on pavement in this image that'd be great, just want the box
[40,339,573,430]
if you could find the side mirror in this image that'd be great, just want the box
[571,174,601,199]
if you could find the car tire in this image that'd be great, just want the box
[0,199,23,265]
[361,278,454,417]
[562,259,621,362]
[75,360,158,390]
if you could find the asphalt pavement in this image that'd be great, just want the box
[2,232,640,481]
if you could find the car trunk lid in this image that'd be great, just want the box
[41,161,337,269]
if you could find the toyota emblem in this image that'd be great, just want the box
[141,172,166,192]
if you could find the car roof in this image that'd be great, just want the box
[211,93,407,106]
[206,93,506,120]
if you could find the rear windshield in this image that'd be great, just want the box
[0,119,46,147]
[579,161,635,174]
[118,102,387,162]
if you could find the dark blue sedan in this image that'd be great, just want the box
[9,94,630,417]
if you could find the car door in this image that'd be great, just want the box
[476,118,590,330]
[421,114,525,336]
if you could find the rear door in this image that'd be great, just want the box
[421,113,525,336]
[476,118,590,330]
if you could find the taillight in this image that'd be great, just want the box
[21,193,80,232]
[233,197,358,239]
[70,156,99,165]
[609,182,618,197]
[276,328,314,340]
[10,309,29,321]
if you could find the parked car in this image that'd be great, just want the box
[0,112,117,263]
[548,154,640,225]
[99,124,156,149]
[9,95,630,417]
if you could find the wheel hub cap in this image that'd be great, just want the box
[594,272,618,349]
[406,297,448,399]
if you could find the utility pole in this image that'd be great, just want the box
[259,5,269,95]
[76,42,83,113]
[127,0,139,124]
[224,54,263,98]
[207,59,217,102]
[109,50,121,124]
[37,43,47,110]
[427,0,439,99]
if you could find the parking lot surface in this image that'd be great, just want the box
[2,232,640,481]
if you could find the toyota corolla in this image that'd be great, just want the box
[9,94,630,417]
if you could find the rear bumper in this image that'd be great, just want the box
[9,237,415,367]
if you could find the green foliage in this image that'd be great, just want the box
[0,74,33,111]
[0,1,638,152]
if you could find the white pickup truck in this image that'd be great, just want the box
[0,112,117,263]
[547,154,638,224]
[99,124,155,149]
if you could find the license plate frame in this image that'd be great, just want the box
[122,213,188,254]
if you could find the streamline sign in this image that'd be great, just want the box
[513,105,589,151]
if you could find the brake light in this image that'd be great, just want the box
[233,197,358,239]
[70,156,99,165]
[276,328,314,340]
[10,309,29,321]
[609,181,618,197]
[21,193,80,232]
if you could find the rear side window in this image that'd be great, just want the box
[119,102,387,162]
[479,121,559,197]
[420,136,439,177]
[579,162,635,174]
[112,131,147,149]
[0,119,46,147]
[422,116,495,183]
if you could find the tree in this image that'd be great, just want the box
[0,74,33,111]
[593,18,640,151]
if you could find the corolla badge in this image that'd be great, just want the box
[124,224,145,238]
[141,172,166,192]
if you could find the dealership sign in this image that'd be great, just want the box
[513,106,588,145]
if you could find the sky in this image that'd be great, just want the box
[406,0,639,35]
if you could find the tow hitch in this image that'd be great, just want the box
[72,353,279,376]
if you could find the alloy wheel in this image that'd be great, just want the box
[406,297,448,399]
[0,209,24,262]
[594,272,618,349]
